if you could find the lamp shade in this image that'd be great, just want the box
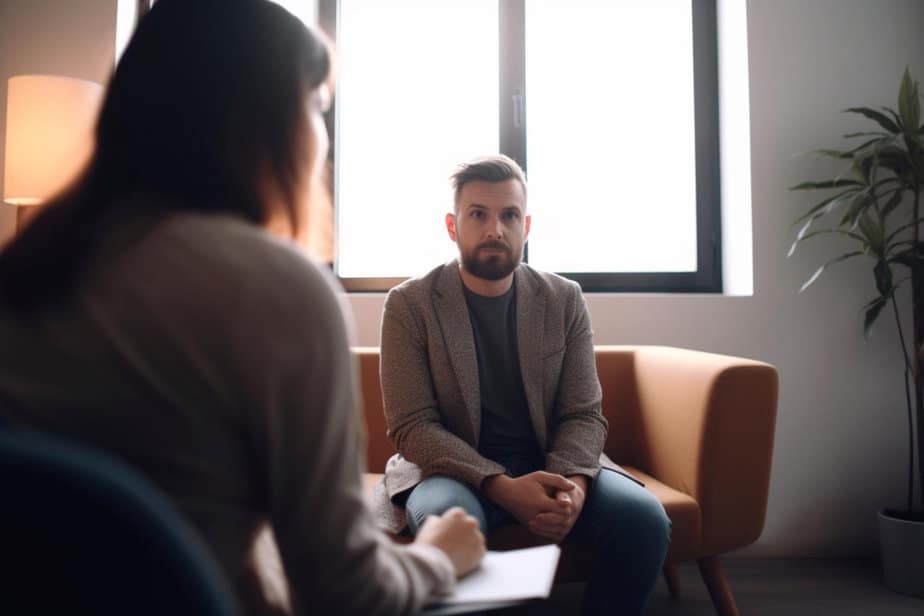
[3,75,103,206]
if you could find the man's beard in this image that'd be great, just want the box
[460,240,521,281]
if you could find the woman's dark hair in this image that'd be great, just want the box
[0,0,330,313]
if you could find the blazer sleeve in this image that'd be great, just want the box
[381,287,506,489]
[544,284,608,479]
[246,263,455,616]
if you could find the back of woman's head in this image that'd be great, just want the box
[0,0,330,313]
[101,0,330,222]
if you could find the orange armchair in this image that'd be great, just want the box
[353,345,779,616]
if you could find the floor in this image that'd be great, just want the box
[494,559,924,615]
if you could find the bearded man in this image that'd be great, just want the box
[372,155,671,616]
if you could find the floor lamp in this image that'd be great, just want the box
[3,75,103,231]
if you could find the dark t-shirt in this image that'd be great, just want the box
[463,282,543,471]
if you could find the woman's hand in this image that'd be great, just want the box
[414,507,486,577]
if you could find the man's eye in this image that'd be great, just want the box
[471,211,484,219]
[502,212,520,221]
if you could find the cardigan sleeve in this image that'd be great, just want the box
[242,260,455,615]
[544,283,608,479]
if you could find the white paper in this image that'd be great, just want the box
[425,544,561,612]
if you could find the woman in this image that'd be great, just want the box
[0,1,483,614]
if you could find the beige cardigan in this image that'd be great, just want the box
[373,261,631,533]
[0,212,453,616]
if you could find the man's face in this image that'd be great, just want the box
[445,178,531,281]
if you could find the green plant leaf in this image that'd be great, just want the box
[839,191,872,228]
[901,132,924,175]
[898,67,921,134]
[813,148,853,160]
[844,131,889,139]
[858,213,886,257]
[860,134,897,148]
[887,240,914,254]
[877,146,914,177]
[790,228,866,251]
[788,220,820,257]
[838,136,898,160]
[874,259,893,295]
[863,295,889,336]
[851,157,874,183]
[845,106,901,133]
[869,176,902,193]
[889,249,914,267]
[880,189,906,220]
[788,218,817,257]
[911,143,924,178]
[882,106,903,130]
[907,128,924,147]
[791,189,860,227]
[788,226,873,258]
[790,179,862,190]
[799,251,864,293]
[857,135,901,155]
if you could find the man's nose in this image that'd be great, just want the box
[487,216,504,239]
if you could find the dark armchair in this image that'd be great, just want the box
[0,428,239,616]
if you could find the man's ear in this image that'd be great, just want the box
[524,214,532,241]
[445,212,457,241]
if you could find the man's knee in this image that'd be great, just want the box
[405,475,488,533]
[591,481,671,559]
[614,489,672,562]
[639,493,672,558]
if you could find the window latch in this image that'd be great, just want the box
[512,90,524,128]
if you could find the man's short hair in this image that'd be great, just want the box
[450,154,527,211]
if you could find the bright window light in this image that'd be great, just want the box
[334,0,499,280]
[525,0,697,273]
[329,0,714,289]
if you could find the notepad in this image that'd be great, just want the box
[422,544,561,615]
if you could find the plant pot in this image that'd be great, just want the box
[878,508,924,597]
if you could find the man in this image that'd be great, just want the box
[373,155,670,615]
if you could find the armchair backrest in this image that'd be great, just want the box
[0,429,239,616]
[352,346,646,472]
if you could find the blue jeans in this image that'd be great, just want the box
[405,469,671,616]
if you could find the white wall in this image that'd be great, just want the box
[2,0,923,557]
[0,0,116,243]
[737,0,924,556]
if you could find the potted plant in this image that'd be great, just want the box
[789,67,924,596]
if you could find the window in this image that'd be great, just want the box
[320,0,721,292]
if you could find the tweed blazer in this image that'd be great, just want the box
[372,260,631,533]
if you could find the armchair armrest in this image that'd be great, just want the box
[614,345,778,555]
[351,347,394,473]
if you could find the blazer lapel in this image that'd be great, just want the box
[515,266,548,449]
[433,262,482,443]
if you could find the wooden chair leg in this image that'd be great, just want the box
[663,563,681,598]
[696,555,740,616]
